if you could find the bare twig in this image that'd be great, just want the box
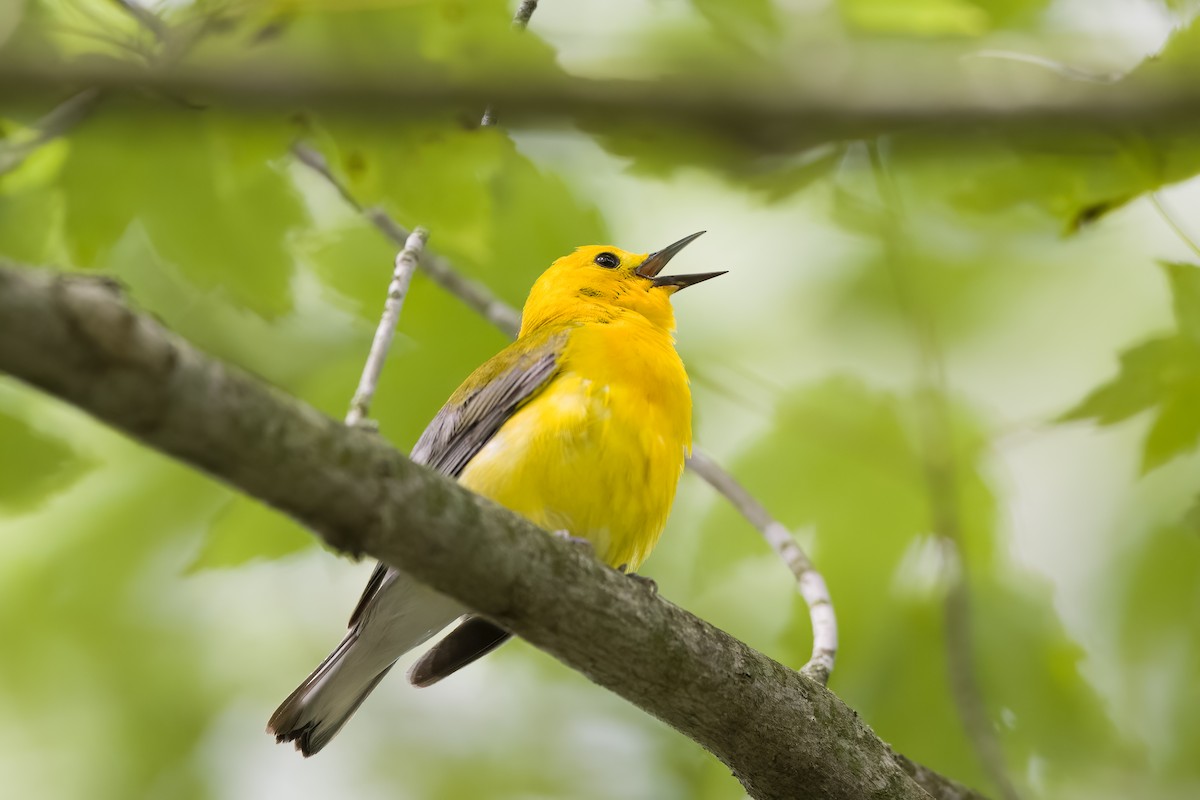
[290,143,523,335]
[867,140,1021,800]
[481,0,542,127]
[686,449,837,685]
[345,228,429,427]
[512,0,540,28]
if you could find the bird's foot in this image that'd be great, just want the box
[615,564,658,595]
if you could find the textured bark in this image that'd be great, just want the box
[0,263,985,800]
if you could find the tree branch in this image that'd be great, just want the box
[290,142,524,335]
[3,56,1199,148]
[0,262,983,800]
[686,449,837,685]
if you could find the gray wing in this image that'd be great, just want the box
[408,346,563,477]
[347,335,565,628]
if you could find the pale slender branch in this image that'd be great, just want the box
[867,141,1022,800]
[513,0,540,28]
[686,448,837,685]
[345,228,428,427]
[0,262,983,800]
[1150,192,1200,261]
[290,143,523,335]
[481,0,542,127]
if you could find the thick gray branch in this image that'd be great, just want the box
[0,263,980,800]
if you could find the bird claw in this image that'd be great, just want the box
[615,564,658,595]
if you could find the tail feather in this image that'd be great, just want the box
[269,643,395,756]
[268,569,464,755]
[408,616,512,688]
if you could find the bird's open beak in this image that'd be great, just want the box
[635,231,726,290]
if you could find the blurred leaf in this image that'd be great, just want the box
[301,221,398,320]
[887,127,1200,233]
[1142,384,1200,472]
[1063,264,1200,472]
[1163,261,1200,344]
[1114,524,1200,777]
[1060,336,1197,425]
[191,0,560,78]
[690,0,781,50]
[59,99,305,317]
[0,448,226,800]
[0,408,94,512]
[0,133,69,264]
[877,19,1200,232]
[307,118,607,304]
[841,0,992,36]
[189,493,313,570]
[0,0,24,50]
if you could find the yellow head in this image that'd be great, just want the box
[518,232,723,336]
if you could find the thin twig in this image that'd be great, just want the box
[0,89,101,177]
[686,449,837,684]
[290,142,522,335]
[512,0,540,28]
[867,140,1022,800]
[481,0,542,127]
[1150,192,1200,261]
[345,228,429,428]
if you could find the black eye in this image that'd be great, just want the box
[594,252,620,269]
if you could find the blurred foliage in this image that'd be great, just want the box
[1063,262,1200,473]
[3,1,1200,800]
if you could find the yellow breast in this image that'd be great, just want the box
[457,317,691,571]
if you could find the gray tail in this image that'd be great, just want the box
[408,616,512,688]
[267,632,394,757]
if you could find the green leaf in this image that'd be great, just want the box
[196,0,560,79]
[1060,336,1199,425]
[306,118,607,305]
[690,0,781,50]
[840,0,993,36]
[60,100,306,318]
[1142,382,1200,472]
[0,407,94,513]
[1115,525,1200,777]
[188,493,314,570]
[1162,261,1200,344]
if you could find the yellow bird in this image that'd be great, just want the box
[269,232,721,755]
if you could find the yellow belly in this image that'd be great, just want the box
[457,324,690,571]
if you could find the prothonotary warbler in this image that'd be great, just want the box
[269,232,722,755]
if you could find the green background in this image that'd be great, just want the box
[2,1,1199,798]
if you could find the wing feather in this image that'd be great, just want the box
[347,330,567,628]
